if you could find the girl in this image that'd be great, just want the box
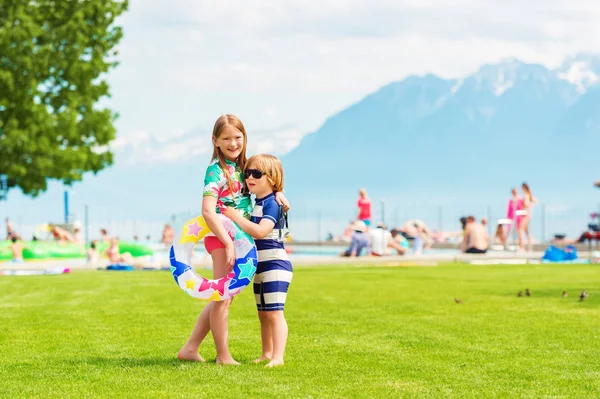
[177,115,288,365]
[224,154,293,368]
[518,182,537,252]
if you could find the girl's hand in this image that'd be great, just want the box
[225,242,235,269]
[275,192,291,212]
[222,206,239,221]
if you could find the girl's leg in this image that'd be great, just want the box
[265,311,288,368]
[253,311,273,363]
[177,302,212,362]
[209,248,239,365]
[178,249,223,361]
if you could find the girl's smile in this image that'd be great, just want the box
[214,125,244,161]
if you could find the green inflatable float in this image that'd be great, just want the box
[0,241,154,261]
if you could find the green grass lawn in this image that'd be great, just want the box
[1,262,600,398]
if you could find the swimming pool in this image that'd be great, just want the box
[151,244,459,261]
[287,245,460,257]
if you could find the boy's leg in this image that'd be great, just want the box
[253,311,273,363]
[210,248,239,365]
[265,311,287,367]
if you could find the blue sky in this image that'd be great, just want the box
[3,0,600,239]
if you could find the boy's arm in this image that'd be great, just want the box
[223,207,275,239]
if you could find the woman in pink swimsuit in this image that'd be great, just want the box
[357,188,372,227]
[505,188,522,244]
[518,183,537,252]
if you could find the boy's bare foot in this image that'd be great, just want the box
[265,359,284,368]
[216,357,240,366]
[177,349,205,362]
[252,355,271,364]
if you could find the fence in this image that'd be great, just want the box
[3,201,593,245]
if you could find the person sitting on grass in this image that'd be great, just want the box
[10,237,24,263]
[341,220,369,257]
[370,223,407,256]
[461,216,489,254]
[223,153,293,368]
[105,237,134,265]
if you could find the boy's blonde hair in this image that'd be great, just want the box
[246,154,284,192]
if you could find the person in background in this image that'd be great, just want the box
[356,188,372,228]
[390,229,409,255]
[100,228,110,243]
[506,188,522,244]
[518,182,537,252]
[5,217,13,240]
[161,224,174,246]
[72,228,82,243]
[10,236,24,263]
[5,218,21,240]
[413,223,425,255]
[87,240,99,266]
[341,220,369,257]
[494,224,505,247]
[49,224,75,244]
[461,216,489,254]
[459,217,468,231]
[370,223,407,256]
[105,237,133,264]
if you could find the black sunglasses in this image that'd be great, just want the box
[244,169,266,179]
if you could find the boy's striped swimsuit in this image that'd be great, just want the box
[251,193,293,311]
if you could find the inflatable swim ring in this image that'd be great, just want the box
[169,214,258,301]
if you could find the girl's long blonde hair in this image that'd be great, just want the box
[211,114,248,194]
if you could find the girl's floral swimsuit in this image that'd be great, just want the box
[203,159,252,237]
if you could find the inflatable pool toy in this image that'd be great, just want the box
[169,214,258,301]
[0,241,153,261]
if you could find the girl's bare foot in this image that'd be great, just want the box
[216,357,240,366]
[252,355,271,364]
[177,349,205,362]
[265,359,284,368]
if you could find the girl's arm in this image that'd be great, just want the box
[223,207,275,239]
[202,196,236,267]
[274,192,290,212]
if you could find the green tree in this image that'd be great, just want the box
[0,0,128,197]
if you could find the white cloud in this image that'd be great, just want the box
[112,126,305,165]
[106,0,600,163]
